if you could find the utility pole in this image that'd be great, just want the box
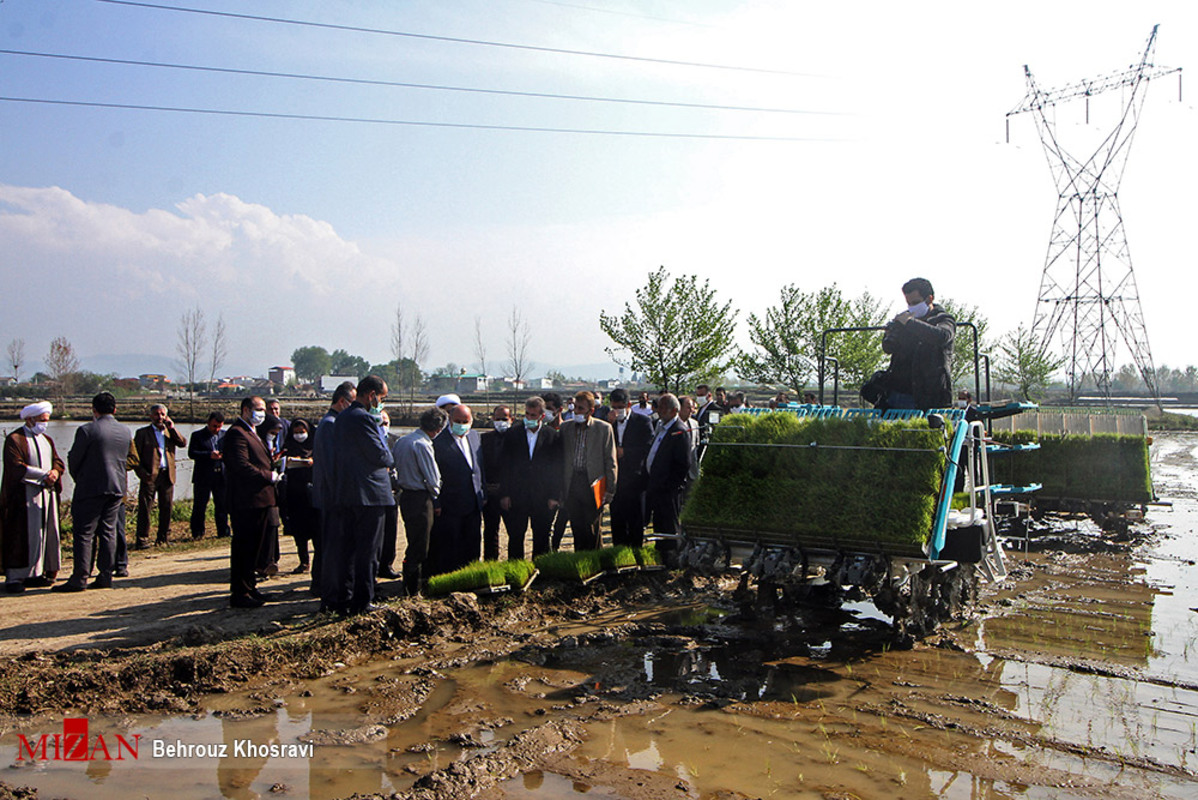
[1007,26,1180,405]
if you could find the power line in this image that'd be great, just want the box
[93,0,823,78]
[0,95,836,141]
[0,49,842,116]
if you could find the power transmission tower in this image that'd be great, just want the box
[1007,26,1180,404]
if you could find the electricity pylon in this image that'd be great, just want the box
[1007,25,1180,403]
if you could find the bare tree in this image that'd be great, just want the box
[505,305,532,384]
[208,313,228,393]
[390,303,406,364]
[44,336,79,401]
[6,338,25,383]
[177,305,207,419]
[473,315,488,376]
[411,314,430,368]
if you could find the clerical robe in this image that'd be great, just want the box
[1,427,64,582]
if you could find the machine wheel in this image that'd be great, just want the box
[882,563,978,645]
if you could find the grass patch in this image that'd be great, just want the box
[681,412,947,552]
[426,559,537,596]
[534,550,603,581]
[1149,411,1198,431]
[990,431,1153,503]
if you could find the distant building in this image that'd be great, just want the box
[139,373,170,391]
[456,373,489,394]
[268,366,296,386]
[320,375,360,394]
[0,376,15,387]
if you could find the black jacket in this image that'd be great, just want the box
[498,424,560,508]
[881,304,955,409]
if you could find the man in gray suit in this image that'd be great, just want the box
[329,375,394,614]
[55,392,134,592]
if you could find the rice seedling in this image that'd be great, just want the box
[598,545,638,571]
[425,559,537,596]
[534,550,603,581]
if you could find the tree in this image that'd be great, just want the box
[330,349,370,378]
[473,315,488,377]
[208,314,228,392]
[176,305,207,419]
[938,298,990,391]
[45,336,79,400]
[291,346,332,383]
[738,284,888,394]
[544,369,566,388]
[6,338,25,383]
[995,324,1064,401]
[505,306,532,383]
[599,267,737,393]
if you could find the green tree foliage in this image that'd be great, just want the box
[738,284,888,393]
[937,298,989,391]
[291,345,331,383]
[599,266,737,393]
[369,358,423,392]
[995,324,1064,401]
[330,349,370,378]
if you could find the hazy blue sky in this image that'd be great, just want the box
[2,0,1196,381]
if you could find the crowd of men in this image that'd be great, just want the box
[0,381,715,611]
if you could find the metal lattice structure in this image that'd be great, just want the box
[1007,26,1180,403]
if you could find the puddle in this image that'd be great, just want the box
[4,432,1198,799]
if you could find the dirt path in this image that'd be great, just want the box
[0,536,339,657]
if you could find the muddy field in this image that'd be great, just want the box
[2,433,1197,799]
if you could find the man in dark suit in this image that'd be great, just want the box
[480,404,511,562]
[329,375,394,614]
[558,391,617,552]
[604,388,654,548]
[266,399,290,443]
[55,392,133,592]
[131,403,187,548]
[310,380,355,598]
[224,395,278,609]
[189,411,228,540]
[499,396,560,559]
[431,403,485,575]
[644,393,693,542]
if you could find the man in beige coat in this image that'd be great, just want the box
[558,391,617,551]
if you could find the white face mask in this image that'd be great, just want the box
[544,410,556,423]
[493,420,511,433]
[250,410,266,426]
[955,400,968,409]
[907,300,930,318]
[697,394,709,406]
[293,432,309,442]
[616,409,629,422]
[575,413,589,423]
[29,421,48,436]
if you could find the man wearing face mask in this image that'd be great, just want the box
[644,393,693,547]
[188,412,228,540]
[480,405,512,562]
[224,395,280,609]
[880,277,956,411]
[604,388,653,548]
[499,397,561,558]
[2,402,65,593]
[329,375,395,614]
[431,403,485,575]
[559,391,617,552]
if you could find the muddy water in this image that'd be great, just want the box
[5,432,1198,799]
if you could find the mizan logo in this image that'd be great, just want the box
[17,718,140,762]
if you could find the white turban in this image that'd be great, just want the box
[20,401,52,420]
[435,394,461,408]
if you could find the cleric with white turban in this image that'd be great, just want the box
[2,400,64,592]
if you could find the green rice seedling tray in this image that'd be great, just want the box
[989,431,1152,504]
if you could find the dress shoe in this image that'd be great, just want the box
[291,563,310,574]
[156,537,169,546]
[377,567,401,580]
[230,595,265,609]
[114,567,129,578]
[24,576,53,588]
[51,583,86,593]
[249,589,273,602]
[133,539,150,551]
[91,576,113,589]
[5,583,25,594]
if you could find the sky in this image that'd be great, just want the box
[1,0,1197,383]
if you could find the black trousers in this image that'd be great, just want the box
[315,506,340,603]
[609,481,645,548]
[378,504,399,572]
[504,498,555,559]
[564,472,602,552]
[399,489,434,595]
[646,487,682,536]
[230,507,270,600]
[68,494,121,588]
[429,509,481,576]
[136,471,174,544]
[191,479,229,539]
[327,505,386,613]
[482,491,504,562]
